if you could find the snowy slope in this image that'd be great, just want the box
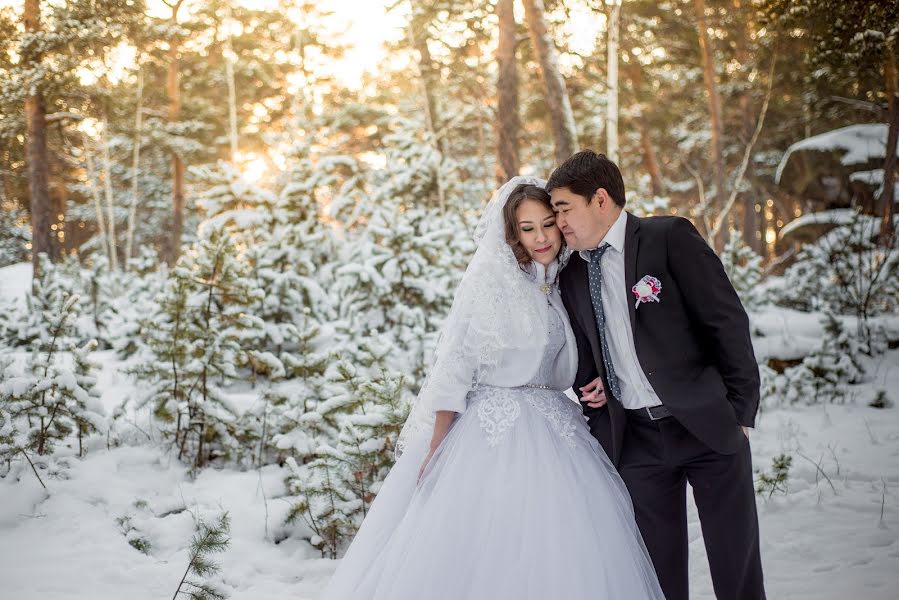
[0,348,896,599]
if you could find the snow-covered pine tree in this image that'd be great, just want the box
[369,114,454,213]
[110,247,169,359]
[285,450,359,559]
[81,254,122,350]
[241,220,334,385]
[337,371,410,515]
[268,317,332,464]
[186,224,264,467]
[129,225,265,469]
[192,160,279,228]
[126,269,192,443]
[758,364,780,412]
[774,214,899,342]
[0,293,104,458]
[820,312,865,384]
[4,254,70,348]
[0,353,23,472]
[779,312,865,405]
[721,230,764,310]
[68,339,106,457]
[331,200,472,381]
[282,146,369,229]
[0,202,30,267]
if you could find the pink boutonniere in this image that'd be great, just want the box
[632,275,662,308]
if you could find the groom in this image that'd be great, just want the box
[550,151,765,600]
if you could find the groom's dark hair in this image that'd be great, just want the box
[546,150,626,208]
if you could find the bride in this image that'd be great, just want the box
[320,177,664,599]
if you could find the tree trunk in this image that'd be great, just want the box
[407,20,446,211]
[523,0,577,164]
[24,0,54,279]
[622,45,665,196]
[101,113,119,271]
[224,12,239,166]
[606,0,621,163]
[639,123,665,197]
[881,42,897,243]
[733,0,762,253]
[51,176,67,257]
[125,66,144,270]
[495,0,520,183]
[84,143,110,265]
[167,1,185,265]
[693,0,726,209]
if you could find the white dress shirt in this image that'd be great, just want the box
[578,210,662,410]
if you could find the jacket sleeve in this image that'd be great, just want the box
[666,217,761,427]
[416,321,478,414]
[561,277,601,405]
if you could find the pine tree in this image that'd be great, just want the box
[338,372,410,514]
[330,199,472,380]
[82,255,121,350]
[0,293,105,459]
[0,202,30,267]
[721,230,765,310]
[756,454,792,498]
[128,225,265,469]
[69,339,105,457]
[172,513,231,600]
[285,451,359,559]
[0,353,23,470]
[110,247,169,359]
[4,254,70,348]
[192,160,279,230]
[775,215,899,321]
[780,312,866,405]
[268,317,331,464]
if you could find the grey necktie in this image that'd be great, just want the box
[587,244,621,403]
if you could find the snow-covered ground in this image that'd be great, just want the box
[1,261,898,599]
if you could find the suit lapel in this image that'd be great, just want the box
[568,257,604,376]
[624,212,640,335]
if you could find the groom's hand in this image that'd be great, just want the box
[580,378,608,408]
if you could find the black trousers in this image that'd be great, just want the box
[617,411,766,600]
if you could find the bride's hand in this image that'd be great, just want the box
[580,378,608,408]
[418,448,437,483]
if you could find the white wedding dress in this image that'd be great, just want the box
[319,272,665,599]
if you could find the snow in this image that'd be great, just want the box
[0,262,32,306]
[775,124,897,184]
[0,445,334,600]
[778,208,876,239]
[0,335,896,599]
[850,168,899,200]
[2,245,899,599]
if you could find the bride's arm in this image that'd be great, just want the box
[419,410,457,482]
[429,410,457,450]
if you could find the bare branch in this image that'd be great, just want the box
[709,53,777,240]
[828,96,887,118]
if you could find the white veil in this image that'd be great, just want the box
[396,175,552,456]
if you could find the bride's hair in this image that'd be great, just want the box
[502,183,557,264]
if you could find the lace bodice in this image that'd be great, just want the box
[527,304,567,387]
[471,267,580,449]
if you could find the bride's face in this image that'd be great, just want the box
[516,199,562,266]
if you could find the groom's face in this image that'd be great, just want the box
[550,187,608,251]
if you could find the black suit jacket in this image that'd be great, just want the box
[559,213,760,465]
